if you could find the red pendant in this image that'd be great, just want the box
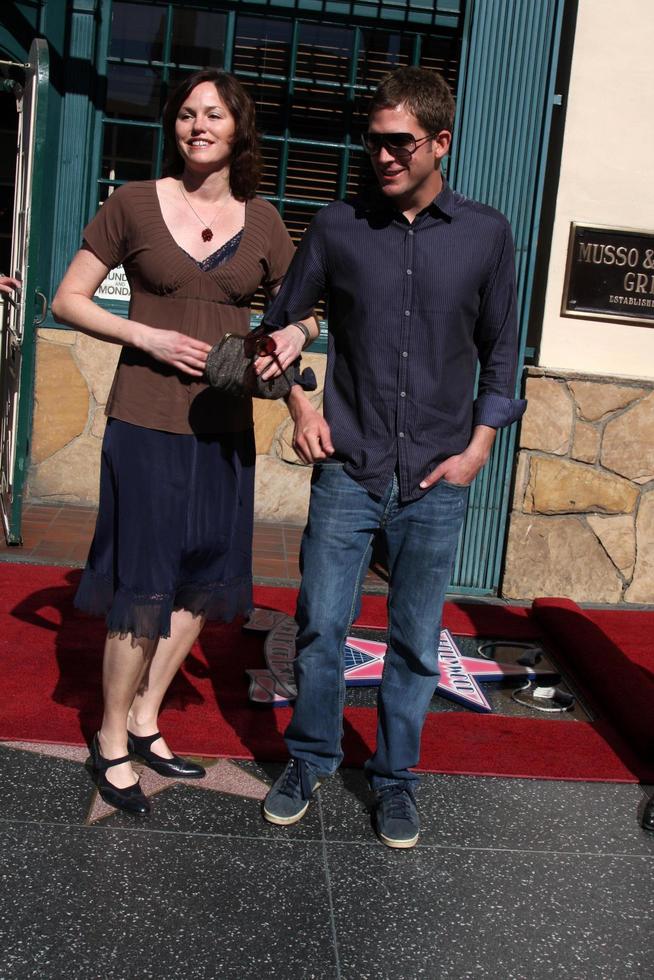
[202,228,213,242]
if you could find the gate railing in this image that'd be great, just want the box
[447,0,566,593]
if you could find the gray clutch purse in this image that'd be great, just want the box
[205,328,294,400]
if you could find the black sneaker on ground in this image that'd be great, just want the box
[642,794,654,832]
[373,782,420,849]
[262,758,321,825]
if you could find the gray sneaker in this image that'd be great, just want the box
[373,782,420,848]
[262,758,321,825]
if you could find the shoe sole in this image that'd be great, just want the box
[378,831,419,849]
[262,780,322,826]
[262,799,310,825]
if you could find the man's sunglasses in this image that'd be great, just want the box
[360,131,438,157]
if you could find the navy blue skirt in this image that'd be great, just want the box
[75,419,256,640]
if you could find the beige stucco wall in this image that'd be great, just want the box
[538,0,654,378]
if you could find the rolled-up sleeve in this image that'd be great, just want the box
[473,392,526,427]
[472,222,527,428]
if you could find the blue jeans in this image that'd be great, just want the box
[285,462,468,789]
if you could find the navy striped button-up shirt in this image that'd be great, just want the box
[265,182,526,501]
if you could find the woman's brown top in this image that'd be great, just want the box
[82,180,295,435]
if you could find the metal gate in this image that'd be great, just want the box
[0,38,49,544]
[447,0,566,593]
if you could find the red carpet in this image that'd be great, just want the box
[1,563,652,782]
[533,598,654,762]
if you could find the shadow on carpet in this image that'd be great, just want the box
[1,563,652,783]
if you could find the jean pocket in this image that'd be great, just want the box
[439,478,471,490]
[311,458,346,487]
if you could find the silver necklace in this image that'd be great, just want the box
[178,183,230,242]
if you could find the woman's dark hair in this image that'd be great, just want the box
[162,69,261,200]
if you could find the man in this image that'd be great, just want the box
[258,67,526,848]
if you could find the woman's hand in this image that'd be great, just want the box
[52,250,210,377]
[136,326,211,377]
[0,275,21,296]
[254,324,305,380]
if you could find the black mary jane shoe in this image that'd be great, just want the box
[127,730,206,780]
[88,734,150,815]
[641,795,654,832]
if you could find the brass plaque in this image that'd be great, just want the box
[562,222,654,326]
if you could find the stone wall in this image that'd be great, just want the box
[28,328,319,524]
[29,329,121,504]
[251,352,325,523]
[503,368,654,604]
[29,334,654,605]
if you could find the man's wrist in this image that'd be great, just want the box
[285,383,308,407]
[467,425,496,464]
[285,384,318,420]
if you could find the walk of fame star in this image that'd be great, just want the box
[2,741,269,823]
[244,609,559,712]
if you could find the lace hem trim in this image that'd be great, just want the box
[74,567,252,640]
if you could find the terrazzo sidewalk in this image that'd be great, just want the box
[1,744,653,979]
[1,503,653,977]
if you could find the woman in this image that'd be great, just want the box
[0,275,21,295]
[52,70,317,814]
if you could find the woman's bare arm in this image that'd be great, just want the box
[51,249,210,377]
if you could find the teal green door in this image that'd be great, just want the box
[447,0,566,593]
[0,38,49,544]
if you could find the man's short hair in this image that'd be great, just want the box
[369,67,455,134]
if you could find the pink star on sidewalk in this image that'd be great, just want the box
[2,740,269,824]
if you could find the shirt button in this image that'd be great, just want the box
[408,230,414,236]
[399,432,405,438]
[402,351,408,358]
[406,269,412,275]
[404,310,410,316]
[400,391,406,397]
